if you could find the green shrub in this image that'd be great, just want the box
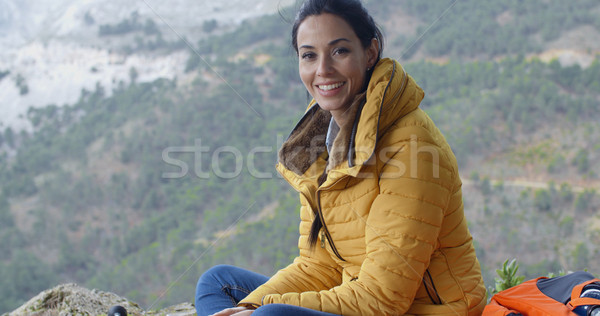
[489,259,525,296]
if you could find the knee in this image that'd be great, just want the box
[197,264,236,286]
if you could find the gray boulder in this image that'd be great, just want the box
[3,283,195,316]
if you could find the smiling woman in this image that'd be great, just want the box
[296,13,378,122]
[193,0,486,315]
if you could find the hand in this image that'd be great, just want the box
[209,307,254,316]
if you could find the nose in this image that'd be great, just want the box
[316,55,333,77]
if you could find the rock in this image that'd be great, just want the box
[3,283,196,316]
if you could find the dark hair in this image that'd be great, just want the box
[291,0,384,64]
[292,0,384,250]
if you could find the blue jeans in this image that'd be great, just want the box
[195,264,340,316]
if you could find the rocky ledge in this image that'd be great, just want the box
[2,283,195,316]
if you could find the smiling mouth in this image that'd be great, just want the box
[317,82,345,91]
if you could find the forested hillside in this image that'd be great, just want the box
[1,0,599,313]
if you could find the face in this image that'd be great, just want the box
[296,13,378,118]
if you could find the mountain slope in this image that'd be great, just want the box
[1,0,599,313]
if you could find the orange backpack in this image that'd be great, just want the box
[483,271,600,316]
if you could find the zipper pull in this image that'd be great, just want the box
[320,230,326,248]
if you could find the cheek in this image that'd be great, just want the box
[349,67,366,89]
[298,65,313,90]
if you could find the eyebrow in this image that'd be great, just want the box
[299,37,351,50]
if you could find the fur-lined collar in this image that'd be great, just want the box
[277,58,423,182]
[278,92,366,176]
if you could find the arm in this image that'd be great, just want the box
[238,197,343,307]
[259,138,453,315]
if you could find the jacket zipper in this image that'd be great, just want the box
[316,65,404,260]
[281,62,406,265]
[312,67,403,262]
[317,184,345,261]
[297,189,335,255]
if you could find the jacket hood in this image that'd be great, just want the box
[277,58,424,187]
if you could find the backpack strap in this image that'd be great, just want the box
[567,278,600,310]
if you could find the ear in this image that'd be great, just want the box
[366,38,379,69]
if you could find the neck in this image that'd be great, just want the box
[330,107,354,127]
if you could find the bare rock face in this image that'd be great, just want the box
[3,283,196,316]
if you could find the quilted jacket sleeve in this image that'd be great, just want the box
[238,197,343,307]
[258,134,453,315]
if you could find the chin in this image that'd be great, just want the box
[314,98,343,110]
[318,103,340,112]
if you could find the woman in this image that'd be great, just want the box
[195,0,486,315]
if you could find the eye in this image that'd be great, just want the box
[301,52,316,60]
[333,47,350,55]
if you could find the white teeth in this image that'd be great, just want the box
[318,82,344,91]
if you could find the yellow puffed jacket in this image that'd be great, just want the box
[239,58,486,315]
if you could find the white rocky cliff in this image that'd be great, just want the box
[0,0,295,131]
